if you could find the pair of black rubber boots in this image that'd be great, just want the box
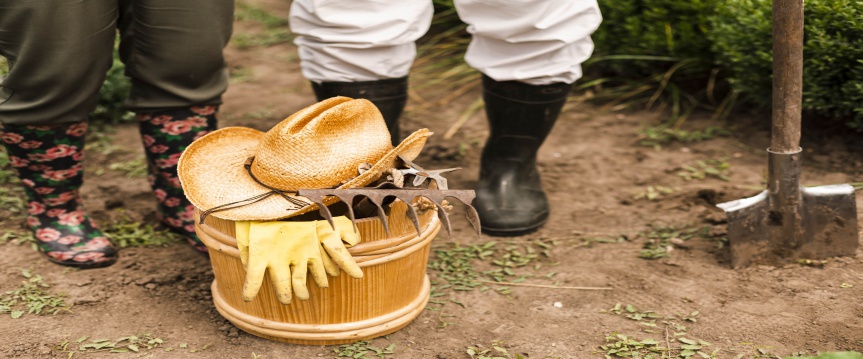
[312,75,569,236]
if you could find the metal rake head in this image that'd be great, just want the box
[296,188,481,238]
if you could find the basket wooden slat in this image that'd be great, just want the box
[196,201,439,345]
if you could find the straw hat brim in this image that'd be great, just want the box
[178,127,431,221]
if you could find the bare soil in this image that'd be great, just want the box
[2,1,863,358]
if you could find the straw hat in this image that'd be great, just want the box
[178,97,431,221]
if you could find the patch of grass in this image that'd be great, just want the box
[427,239,560,327]
[102,211,181,248]
[676,159,731,182]
[85,124,120,156]
[334,340,396,358]
[0,269,71,319]
[0,186,25,215]
[637,224,712,259]
[229,65,255,83]
[633,186,676,201]
[232,1,292,49]
[636,123,730,150]
[0,230,36,251]
[109,157,148,178]
[600,303,719,358]
[0,148,20,185]
[467,339,557,359]
[57,334,165,355]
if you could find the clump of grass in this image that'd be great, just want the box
[57,334,166,355]
[0,269,71,319]
[334,340,396,358]
[467,340,553,359]
[109,157,148,178]
[0,148,20,185]
[232,1,292,49]
[600,303,718,358]
[637,224,711,259]
[102,211,181,248]
[676,159,731,182]
[636,123,730,150]
[633,186,677,201]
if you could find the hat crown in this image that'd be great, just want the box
[250,97,391,191]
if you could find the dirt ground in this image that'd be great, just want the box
[2,1,863,358]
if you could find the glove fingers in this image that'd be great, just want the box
[309,257,331,288]
[269,262,294,305]
[235,221,252,269]
[323,240,364,279]
[242,261,267,302]
[320,246,341,277]
[333,217,361,246]
[291,263,310,300]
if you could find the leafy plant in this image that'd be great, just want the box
[466,340,539,359]
[637,224,711,259]
[109,157,148,178]
[708,0,863,131]
[232,1,293,49]
[91,46,134,124]
[334,340,396,358]
[676,159,731,182]
[636,123,730,149]
[57,334,165,354]
[102,211,181,248]
[0,269,71,319]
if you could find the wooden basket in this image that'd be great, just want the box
[195,201,440,345]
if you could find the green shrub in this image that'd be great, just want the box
[709,0,863,130]
[91,47,134,123]
[591,0,721,78]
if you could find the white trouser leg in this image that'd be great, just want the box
[454,0,602,85]
[289,0,433,83]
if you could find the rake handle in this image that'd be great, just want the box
[771,0,804,153]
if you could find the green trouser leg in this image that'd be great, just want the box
[0,0,233,125]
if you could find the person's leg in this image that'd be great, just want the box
[0,0,119,267]
[118,0,233,254]
[289,0,433,145]
[455,0,602,235]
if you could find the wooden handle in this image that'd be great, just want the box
[771,0,804,153]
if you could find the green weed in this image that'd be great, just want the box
[57,334,165,355]
[636,123,730,150]
[334,340,396,358]
[109,157,148,178]
[637,224,712,259]
[102,211,181,248]
[466,339,557,359]
[0,269,71,319]
[233,1,292,49]
[677,159,731,182]
[633,186,676,201]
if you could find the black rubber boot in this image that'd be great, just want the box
[311,77,408,146]
[475,75,571,236]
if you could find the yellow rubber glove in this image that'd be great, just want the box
[315,217,364,279]
[235,220,329,305]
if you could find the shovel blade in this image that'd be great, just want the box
[718,184,858,268]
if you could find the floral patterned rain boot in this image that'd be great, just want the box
[137,106,218,254]
[0,122,118,268]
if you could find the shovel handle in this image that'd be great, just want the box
[771,0,804,153]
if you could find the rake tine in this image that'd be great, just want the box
[401,195,423,237]
[363,192,391,235]
[434,201,453,238]
[342,194,359,233]
[313,200,336,230]
[464,205,481,237]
